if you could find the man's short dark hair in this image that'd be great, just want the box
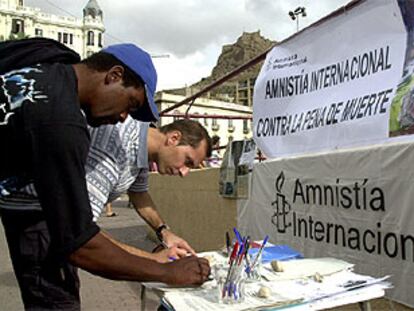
[160,119,212,158]
[81,52,144,88]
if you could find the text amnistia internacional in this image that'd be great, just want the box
[284,178,413,262]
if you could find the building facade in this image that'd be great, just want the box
[0,0,104,58]
[155,92,253,147]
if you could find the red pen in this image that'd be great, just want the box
[229,241,239,264]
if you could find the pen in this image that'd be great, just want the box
[222,242,239,298]
[237,238,245,265]
[233,227,243,244]
[161,240,169,249]
[343,280,367,289]
[168,256,176,261]
[225,231,231,255]
[228,241,239,265]
[247,235,269,273]
[244,237,251,268]
[244,236,250,256]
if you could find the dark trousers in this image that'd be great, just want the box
[1,209,80,311]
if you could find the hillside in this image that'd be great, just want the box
[165,30,275,101]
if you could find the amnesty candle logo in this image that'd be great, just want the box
[271,171,292,233]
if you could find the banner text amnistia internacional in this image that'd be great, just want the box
[264,45,391,100]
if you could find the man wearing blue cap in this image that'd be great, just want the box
[0,38,210,310]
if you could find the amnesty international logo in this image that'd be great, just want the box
[271,171,292,233]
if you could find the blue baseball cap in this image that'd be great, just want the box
[102,43,159,122]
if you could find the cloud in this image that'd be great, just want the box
[25,0,351,89]
[100,0,252,57]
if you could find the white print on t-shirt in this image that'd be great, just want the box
[0,67,43,125]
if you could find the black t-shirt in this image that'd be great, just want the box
[0,63,99,259]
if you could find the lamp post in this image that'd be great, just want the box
[288,6,307,32]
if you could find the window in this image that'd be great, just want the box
[203,113,208,127]
[193,112,200,122]
[173,110,180,122]
[212,118,220,131]
[63,33,68,44]
[57,32,62,43]
[69,34,73,45]
[243,120,250,134]
[35,28,43,37]
[228,119,235,133]
[98,33,103,47]
[238,80,248,88]
[11,19,24,34]
[87,31,94,46]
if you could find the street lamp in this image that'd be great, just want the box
[288,6,307,32]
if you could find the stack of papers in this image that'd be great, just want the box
[154,256,391,311]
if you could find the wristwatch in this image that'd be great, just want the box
[155,224,170,242]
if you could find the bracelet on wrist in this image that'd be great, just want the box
[155,224,170,242]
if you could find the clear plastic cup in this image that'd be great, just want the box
[217,265,246,304]
[245,252,262,282]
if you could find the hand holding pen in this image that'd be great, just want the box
[166,256,211,285]
[161,231,197,256]
[152,245,182,263]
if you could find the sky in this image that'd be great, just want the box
[26,0,350,91]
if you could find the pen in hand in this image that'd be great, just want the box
[161,240,169,249]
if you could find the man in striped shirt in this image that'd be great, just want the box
[86,117,212,259]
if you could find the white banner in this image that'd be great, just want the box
[238,141,414,307]
[253,0,407,158]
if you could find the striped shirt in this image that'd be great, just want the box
[0,116,149,221]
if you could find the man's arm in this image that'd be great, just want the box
[128,190,196,256]
[69,231,210,284]
[100,230,181,263]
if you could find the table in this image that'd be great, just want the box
[140,254,389,311]
[140,283,383,311]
